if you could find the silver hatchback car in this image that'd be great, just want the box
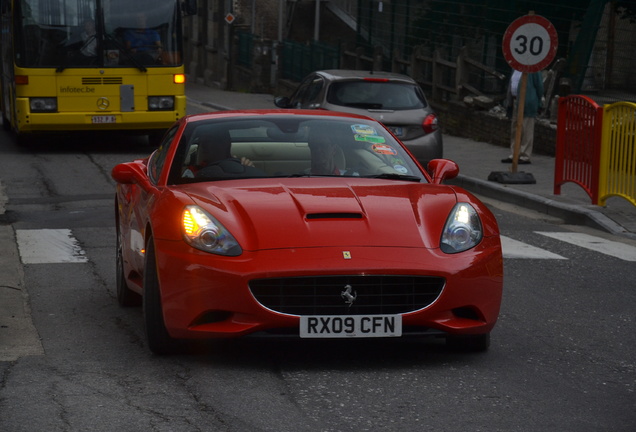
[275,69,443,164]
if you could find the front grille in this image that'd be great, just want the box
[249,275,445,316]
[82,77,123,85]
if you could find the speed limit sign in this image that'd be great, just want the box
[502,14,558,72]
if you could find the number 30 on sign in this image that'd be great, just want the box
[502,14,558,73]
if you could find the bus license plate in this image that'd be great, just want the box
[92,115,116,124]
[300,315,402,338]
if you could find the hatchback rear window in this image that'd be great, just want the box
[327,81,427,110]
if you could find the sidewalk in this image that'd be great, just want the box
[185,81,636,240]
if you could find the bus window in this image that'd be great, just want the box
[15,0,88,67]
[106,0,181,67]
[13,0,182,69]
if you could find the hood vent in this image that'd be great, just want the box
[306,213,363,220]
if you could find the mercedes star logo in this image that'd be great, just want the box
[341,284,357,307]
[97,97,110,110]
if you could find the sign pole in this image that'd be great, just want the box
[488,12,557,185]
[511,72,528,174]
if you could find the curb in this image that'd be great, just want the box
[201,101,234,112]
[0,185,45,360]
[449,175,636,240]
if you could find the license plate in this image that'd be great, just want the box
[300,315,402,338]
[92,115,116,124]
[389,126,403,137]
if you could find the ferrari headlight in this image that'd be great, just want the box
[182,205,242,256]
[440,203,482,254]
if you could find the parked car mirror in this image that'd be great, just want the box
[274,96,291,108]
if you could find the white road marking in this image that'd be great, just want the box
[501,235,567,260]
[16,229,88,264]
[536,231,636,262]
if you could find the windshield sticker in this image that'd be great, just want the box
[371,143,397,155]
[354,134,386,144]
[393,165,408,174]
[351,124,377,135]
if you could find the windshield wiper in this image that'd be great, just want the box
[285,173,341,178]
[363,173,422,182]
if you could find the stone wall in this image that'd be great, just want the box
[434,101,558,156]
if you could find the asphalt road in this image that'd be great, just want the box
[0,106,634,431]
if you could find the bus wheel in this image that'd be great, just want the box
[1,113,11,132]
[16,133,34,147]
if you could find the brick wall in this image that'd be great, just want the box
[434,101,557,156]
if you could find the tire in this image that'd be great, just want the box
[16,132,34,147]
[446,333,490,352]
[1,112,11,132]
[143,235,179,354]
[116,230,141,307]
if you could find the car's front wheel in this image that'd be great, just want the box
[116,230,141,307]
[143,235,179,354]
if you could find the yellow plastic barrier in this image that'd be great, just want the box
[599,102,636,207]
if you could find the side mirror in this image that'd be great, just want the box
[182,0,197,15]
[274,96,291,108]
[111,162,152,191]
[427,159,459,184]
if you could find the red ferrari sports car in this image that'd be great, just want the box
[112,110,503,354]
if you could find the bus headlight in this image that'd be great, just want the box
[148,96,174,111]
[30,97,57,113]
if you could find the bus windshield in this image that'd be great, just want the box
[15,0,182,69]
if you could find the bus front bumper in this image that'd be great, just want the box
[14,96,186,133]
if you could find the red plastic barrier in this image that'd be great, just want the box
[554,95,603,204]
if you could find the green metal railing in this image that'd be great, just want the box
[237,31,254,68]
[280,40,340,81]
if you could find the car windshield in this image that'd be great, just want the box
[326,81,427,110]
[169,115,426,184]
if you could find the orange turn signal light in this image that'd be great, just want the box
[182,209,199,236]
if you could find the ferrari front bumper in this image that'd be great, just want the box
[154,236,503,340]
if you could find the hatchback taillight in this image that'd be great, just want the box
[422,114,439,134]
[363,77,390,82]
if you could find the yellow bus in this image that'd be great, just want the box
[0,0,196,145]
